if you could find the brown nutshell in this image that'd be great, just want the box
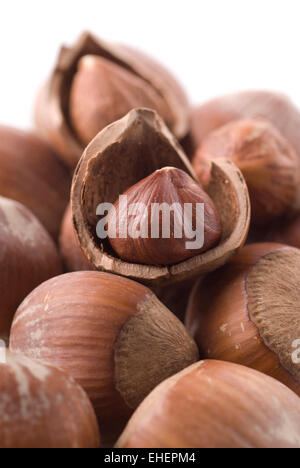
[35,31,189,167]
[10,271,199,444]
[116,360,300,448]
[0,351,100,448]
[71,108,250,286]
[193,119,298,224]
[189,90,300,159]
[0,196,62,339]
[0,125,70,239]
[186,242,300,396]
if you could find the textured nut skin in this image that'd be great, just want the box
[193,119,298,224]
[35,32,189,168]
[70,55,172,146]
[186,243,300,396]
[116,360,300,448]
[10,271,198,444]
[0,197,62,339]
[59,204,94,272]
[0,126,70,239]
[0,351,100,448]
[189,90,300,157]
[107,167,222,266]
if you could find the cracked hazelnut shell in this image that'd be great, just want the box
[0,126,70,239]
[10,271,199,444]
[35,31,189,167]
[193,119,299,224]
[72,108,250,286]
[186,243,300,396]
[0,351,100,448]
[116,360,300,448]
[0,196,62,340]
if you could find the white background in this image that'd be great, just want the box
[0,0,299,129]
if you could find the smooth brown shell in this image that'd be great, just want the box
[35,31,189,168]
[116,360,300,448]
[186,243,300,396]
[0,196,62,339]
[10,271,198,444]
[107,167,222,266]
[0,126,70,239]
[0,351,100,448]
[72,108,250,286]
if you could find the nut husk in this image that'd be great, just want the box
[186,242,300,396]
[71,108,250,286]
[0,126,70,239]
[35,31,189,168]
[116,360,300,448]
[10,271,199,443]
[0,196,62,338]
[0,351,100,448]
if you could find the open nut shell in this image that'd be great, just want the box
[35,31,189,168]
[72,109,250,286]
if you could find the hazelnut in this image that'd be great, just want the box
[59,203,94,272]
[70,55,172,147]
[0,126,70,239]
[193,119,299,224]
[107,167,222,266]
[0,196,62,339]
[0,351,100,448]
[186,243,300,396]
[9,271,199,443]
[35,32,189,167]
[72,108,250,286]
[116,360,300,448]
[189,90,300,157]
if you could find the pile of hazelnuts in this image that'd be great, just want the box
[1,31,300,448]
